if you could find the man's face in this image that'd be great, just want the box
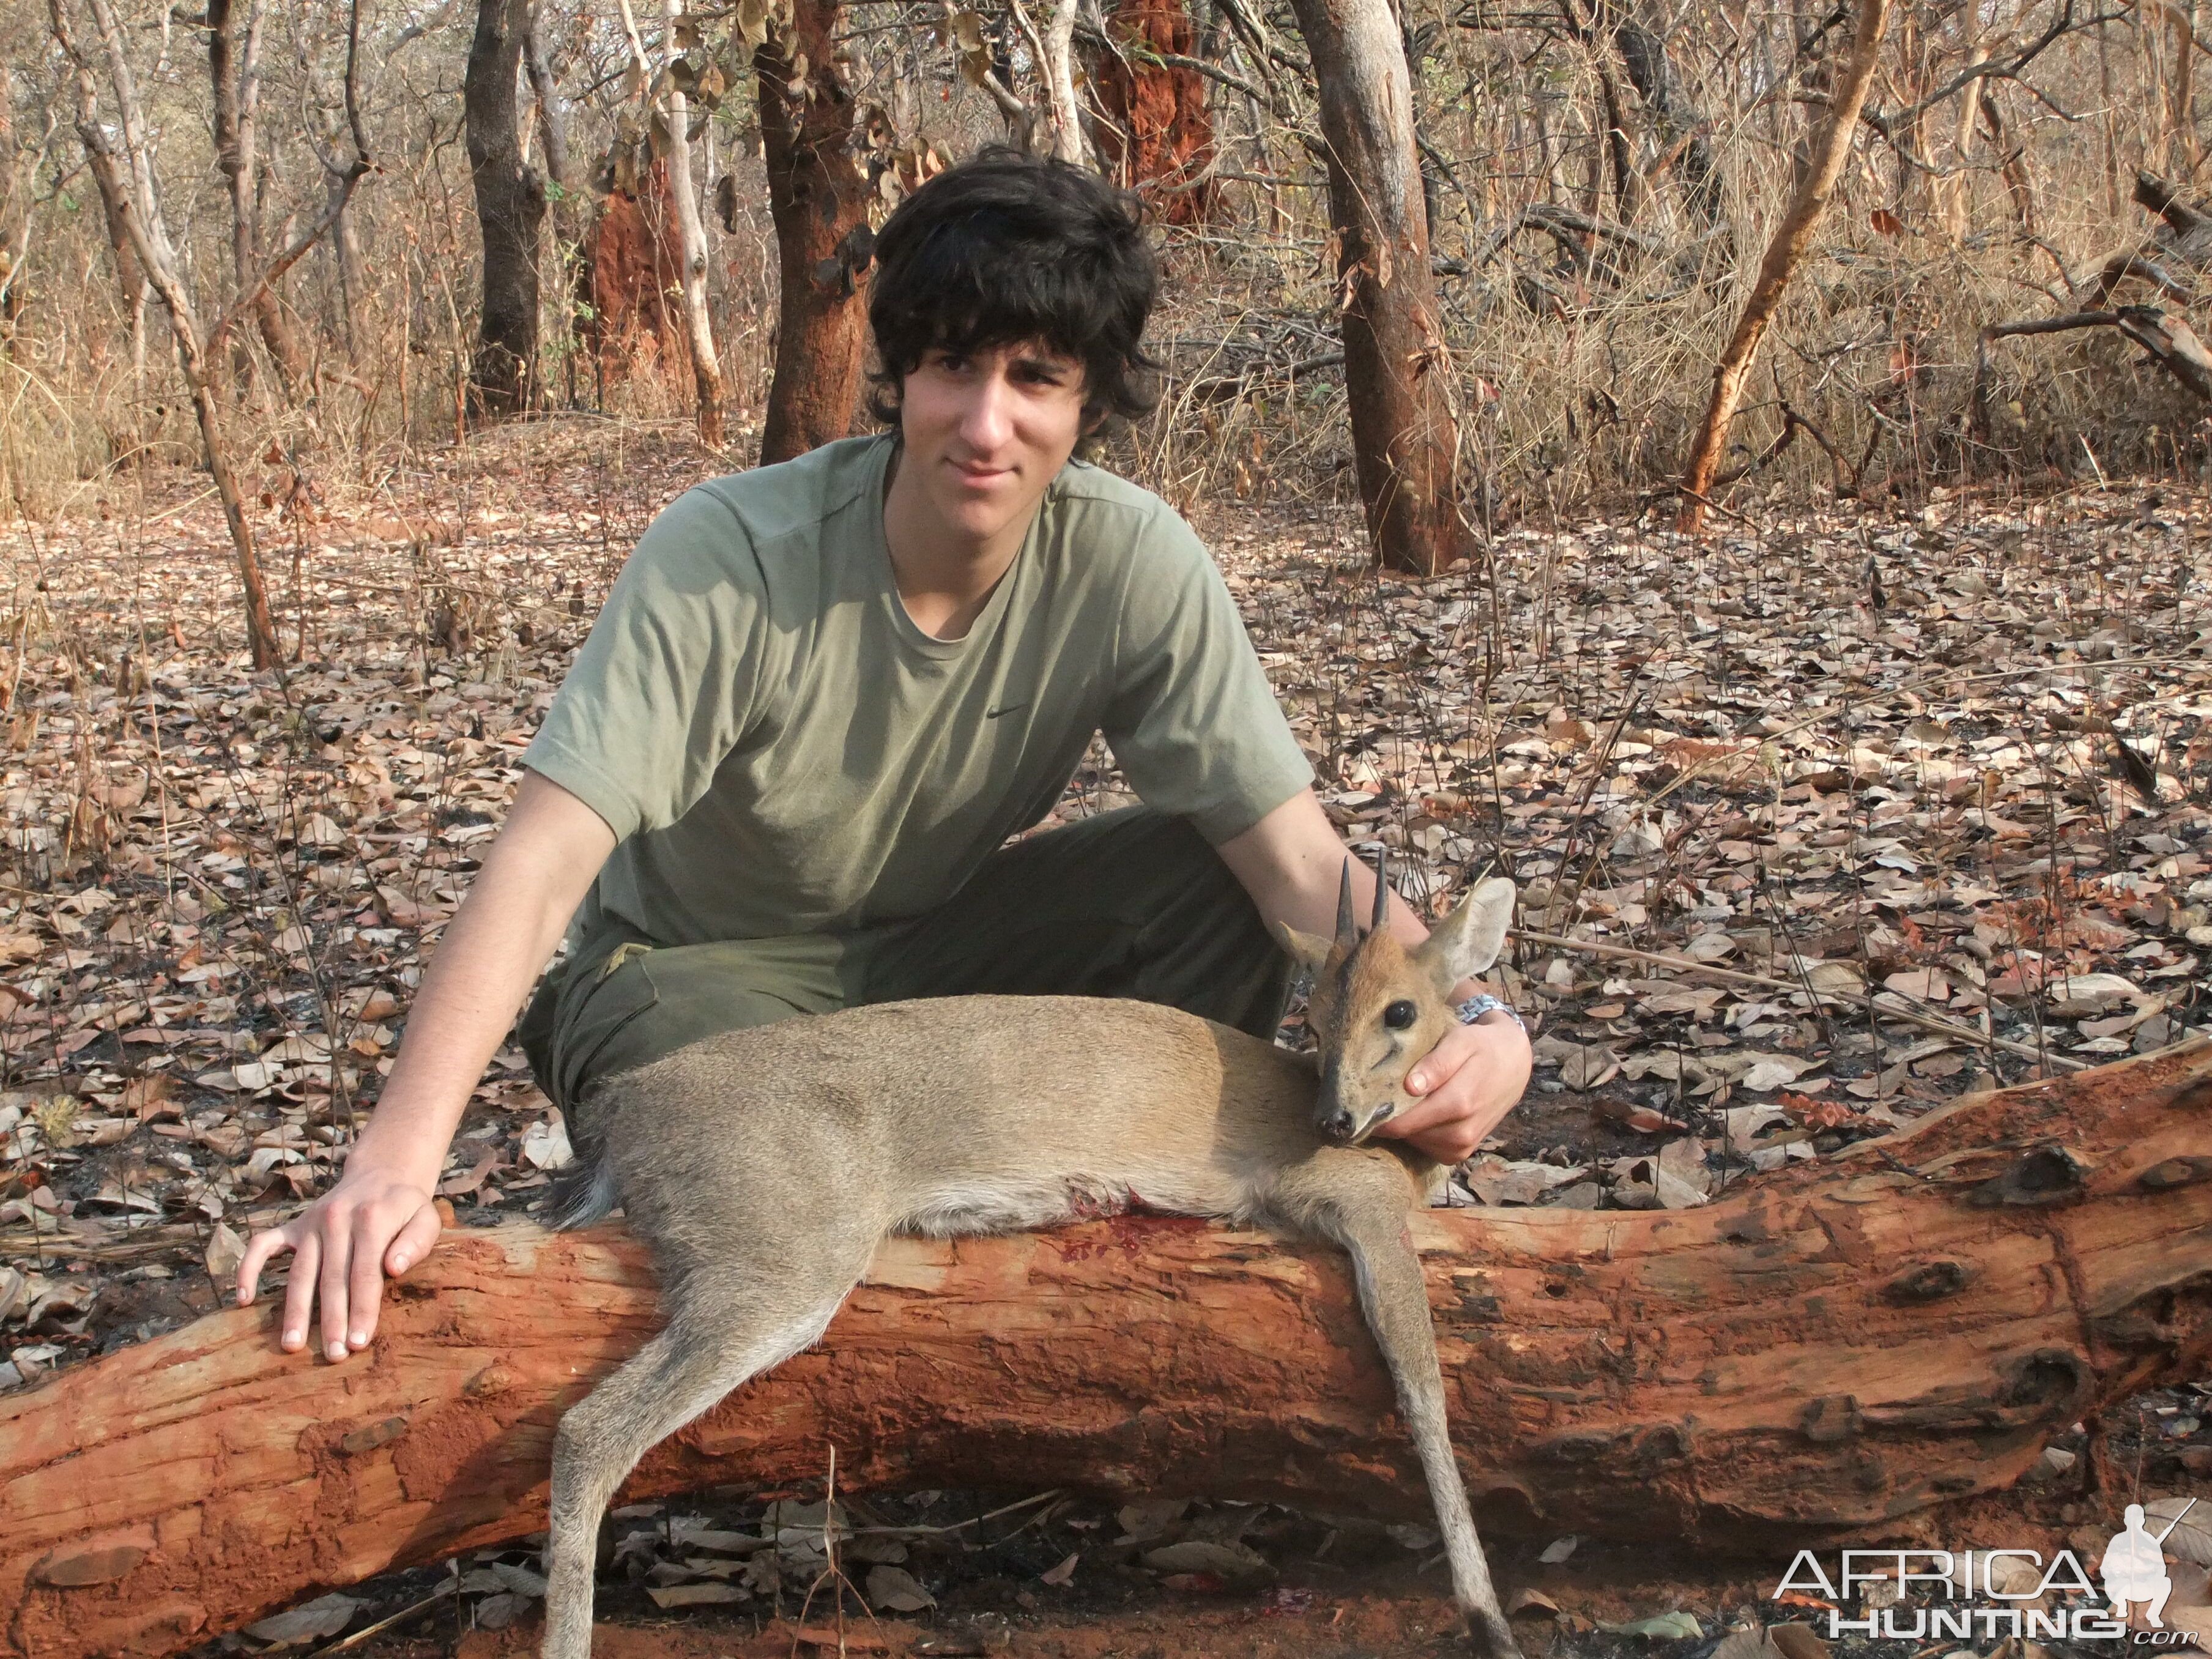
[896,340,1090,549]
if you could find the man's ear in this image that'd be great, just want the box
[1414,877,1516,990]
[1276,920,1335,970]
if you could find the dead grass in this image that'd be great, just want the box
[6,0,2212,525]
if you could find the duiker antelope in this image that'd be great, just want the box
[542,861,1523,1658]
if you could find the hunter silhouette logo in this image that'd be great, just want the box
[2103,1499,2195,1628]
[1771,1499,2203,1642]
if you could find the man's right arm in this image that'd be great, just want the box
[236,770,617,1362]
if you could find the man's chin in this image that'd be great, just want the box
[933,498,1017,543]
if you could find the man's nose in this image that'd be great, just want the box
[959,373,1014,451]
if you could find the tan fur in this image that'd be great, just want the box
[541,875,1523,1659]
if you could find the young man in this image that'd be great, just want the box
[238,151,1532,1362]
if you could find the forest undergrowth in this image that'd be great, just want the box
[0,418,2208,1650]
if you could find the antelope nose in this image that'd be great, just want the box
[1323,1109,1356,1143]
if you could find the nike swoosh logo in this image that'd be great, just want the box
[985,703,1027,719]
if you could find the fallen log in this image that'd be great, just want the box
[5,1041,2211,1658]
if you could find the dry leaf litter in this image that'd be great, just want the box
[2,428,2209,1652]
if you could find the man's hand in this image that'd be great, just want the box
[237,1159,444,1360]
[1371,1012,1533,1165]
[232,769,616,1363]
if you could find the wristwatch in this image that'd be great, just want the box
[1455,993,1526,1035]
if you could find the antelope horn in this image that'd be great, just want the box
[1370,846,1389,932]
[1335,858,1357,951]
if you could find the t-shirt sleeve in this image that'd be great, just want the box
[521,486,768,843]
[1102,510,1315,844]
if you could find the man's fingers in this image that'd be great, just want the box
[317,1224,354,1362]
[280,1231,321,1354]
[387,1203,442,1277]
[1375,1091,1461,1142]
[347,1209,388,1350]
[1404,1023,1483,1096]
[236,1224,294,1307]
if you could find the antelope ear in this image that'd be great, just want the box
[1416,877,1516,989]
[1277,921,1336,970]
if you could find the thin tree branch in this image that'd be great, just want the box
[1513,926,2087,1068]
[209,0,368,355]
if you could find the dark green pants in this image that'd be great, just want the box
[517,806,1291,1119]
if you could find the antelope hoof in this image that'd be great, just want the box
[1468,1606,1524,1659]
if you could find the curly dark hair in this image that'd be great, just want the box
[866,147,1162,429]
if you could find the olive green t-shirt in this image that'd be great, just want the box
[522,432,1313,947]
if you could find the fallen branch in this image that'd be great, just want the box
[2088,253,2193,308]
[1514,926,2087,1068]
[6,1042,2211,1657]
[1973,305,2212,435]
[1709,399,1861,496]
[1184,350,1346,404]
[1474,201,1669,271]
[2136,169,2212,244]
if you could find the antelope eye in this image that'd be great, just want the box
[1382,1000,1418,1030]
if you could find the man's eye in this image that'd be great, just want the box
[1382,1000,1417,1030]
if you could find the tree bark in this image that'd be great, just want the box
[321,163,368,358]
[1594,58,1645,224]
[1036,0,1090,165]
[1604,4,1723,234]
[1979,91,2039,236]
[1285,0,1474,576]
[755,0,870,464]
[659,0,726,449]
[464,0,544,418]
[6,1041,2211,1658]
[78,118,146,377]
[208,0,310,399]
[1676,0,1890,532]
[525,0,574,195]
[525,0,588,407]
[0,84,27,350]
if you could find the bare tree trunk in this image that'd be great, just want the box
[1285,0,1473,576]
[1606,2,1723,234]
[526,0,574,193]
[756,0,870,463]
[1938,41,1986,242]
[209,0,309,399]
[323,166,367,357]
[51,0,285,670]
[82,132,144,366]
[0,91,27,352]
[295,5,379,364]
[658,0,726,448]
[6,1042,2212,1659]
[1980,91,2039,236]
[2177,0,2200,171]
[464,0,544,418]
[1676,0,1891,532]
[1037,0,1090,165]
[527,0,587,408]
[1595,58,1644,223]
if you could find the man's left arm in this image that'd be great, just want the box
[1216,790,1534,1165]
